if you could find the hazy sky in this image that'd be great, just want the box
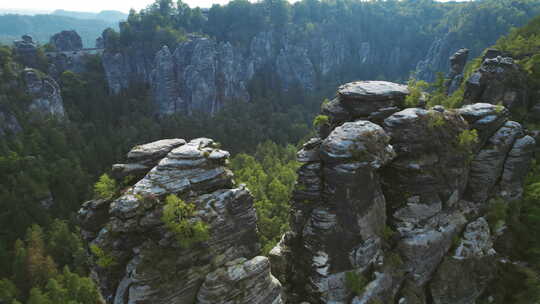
[0,0,231,12]
[0,0,464,13]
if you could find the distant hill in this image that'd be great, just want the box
[52,9,127,23]
[0,14,119,47]
[0,8,51,15]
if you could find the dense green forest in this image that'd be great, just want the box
[2,0,540,302]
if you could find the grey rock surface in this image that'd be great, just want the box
[466,121,524,202]
[111,138,186,179]
[272,80,534,304]
[79,138,283,304]
[338,81,409,101]
[22,68,66,118]
[13,34,39,68]
[197,256,285,304]
[463,54,529,114]
[50,30,83,51]
[446,48,469,95]
[429,217,496,304]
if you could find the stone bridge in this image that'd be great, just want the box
[45,48,104,58]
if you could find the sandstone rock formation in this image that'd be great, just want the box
[415,32,458,82]
[100,30,425,115]
[270,81,534,304]
[463,51,529,114]
[22,68,66,118]
[446,48,469,94]
[13,34,40,68]
[50,30,83,51]
[79,138,284,304]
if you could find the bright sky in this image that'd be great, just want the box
[0,0,230,12]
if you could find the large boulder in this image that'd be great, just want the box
[111,138,186,179]
[336,81,409,118]
[50,30,83,51]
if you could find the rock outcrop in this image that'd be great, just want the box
[13,34,40,68]
[22,68,66,118]
[50,30,83,52]
[79,138,283,304]
[446,48,469,94]
[270,81,534,304]
[463,51,529,114]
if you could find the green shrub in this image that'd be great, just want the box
[427,112,446,129]
[89,244,116,268]
[405,79,429,107]
[313,115,329,127]
[457,129,479,151]
[161,194,210,249]
[487,198,509,231]
[93,174,117,199]
[345,271,368,296]
[321,98,330,108]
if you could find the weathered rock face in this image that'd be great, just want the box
[463,53,529,114]
[100,29,424,115]
[271,81,535,304]
[104,36,251,115]
[22,68,66,118]
[13,34,40,68]
[50,30,83,51]
[415,32,459,83]
[79,138,283,304]
[446,48,469,94]
[429,217,496,304]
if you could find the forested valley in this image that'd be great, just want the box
[2,0,540,302]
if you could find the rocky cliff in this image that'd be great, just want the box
[79,138,284,303]
[101,29,427,115]
[269,81,535,303]
[22,68,67,119]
